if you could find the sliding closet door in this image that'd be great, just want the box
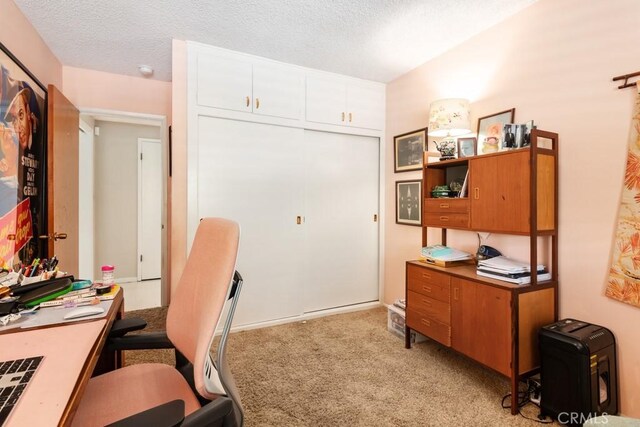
[304,130,379,312]
[197,117,305,325]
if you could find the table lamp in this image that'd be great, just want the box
[428,98,471,160]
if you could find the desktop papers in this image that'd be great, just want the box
[421,245,473,262]
[477,256,550,285]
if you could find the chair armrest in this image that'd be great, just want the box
[107,331,174,351]
[107,399,184,427]
[108,317,148,338]
[182,397,236,427]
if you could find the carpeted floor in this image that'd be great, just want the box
[123,306,553,426]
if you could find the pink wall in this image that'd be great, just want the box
[385,0,640,416]
[62,66,171,119]
[0,0,62,88]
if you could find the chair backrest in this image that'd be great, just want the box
[166,218,240,399]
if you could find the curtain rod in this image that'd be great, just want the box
[612,71,640,89]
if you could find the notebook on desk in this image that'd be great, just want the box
[0,356,43,426]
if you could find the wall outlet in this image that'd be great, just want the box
[528,377,542,405]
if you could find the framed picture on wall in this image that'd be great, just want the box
[394,128,426,173]
[396,179,422,226]
[0,42,48,265]
[476,109,515,155]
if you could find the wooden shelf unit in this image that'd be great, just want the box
[407,130,559,415]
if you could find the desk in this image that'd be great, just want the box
[0,290,123,426]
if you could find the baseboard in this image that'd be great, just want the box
[115,277,138,284]
[229,301,382,333]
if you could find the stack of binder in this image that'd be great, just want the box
[477,256,551,285]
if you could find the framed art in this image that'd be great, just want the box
[0,42,48,265]
[457,137,477,158]
[476,109,515,155]
[394,128,426,173]
[396,179,422,226]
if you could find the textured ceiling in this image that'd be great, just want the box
[14,0,536,83]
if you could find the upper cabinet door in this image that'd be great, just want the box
[253,62,303,120]
[470,151,530,233]
[305,76,347,126]
[347,83,384,130]
[197,53,253,112]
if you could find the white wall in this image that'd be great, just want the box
[78,119,94,280]
[94,120,160,280]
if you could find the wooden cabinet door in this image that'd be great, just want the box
[197,53,253,112]
[346,82,384,130]
[305,75,347,126]
[253,62,303,120]
[470,151,530,233]
[451,278,477,356]
[474,285,512,376]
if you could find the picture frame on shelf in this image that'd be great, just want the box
[396,179,422,226]
[457,137,477,158]
[394,128,427,173]
[476,109,515,155]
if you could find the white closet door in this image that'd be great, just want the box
[253,62,303,120]
[197,117,305,325]
[197,54,253,112]
[303,130,379,312]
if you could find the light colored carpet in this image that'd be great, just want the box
[124,306,552,426]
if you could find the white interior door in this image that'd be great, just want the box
[138,138,162,280]
[304,130,379,312]
[78,120,94,280]
[197,117,305,326]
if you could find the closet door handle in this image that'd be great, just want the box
[246,96,250,107]
[296,216,304,225]
[256,98,260,109]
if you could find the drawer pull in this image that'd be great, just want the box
[474,187,480,199]
[422,285,432,293]
[421,319,431,327]
[439,216,449,221]
[421,273,431,279]
[422,299,432,306]
[439,203,449,208]
[454,287,459,300]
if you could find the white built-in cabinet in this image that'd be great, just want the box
[197,52,303,120]
[306,75,384,130]
[188,42,385,327]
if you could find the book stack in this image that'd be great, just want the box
[477,256,551,285]
[420,245,473,266]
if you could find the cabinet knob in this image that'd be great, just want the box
[454,287,459,301]
[373,214,378,222]
[348,112,353,122]
[341,112,345,122]
[296,216,304,225]
[246,96,250,107]
[256,98,260,109]
[474,187,480,199]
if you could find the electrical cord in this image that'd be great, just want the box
[501,381,553,424]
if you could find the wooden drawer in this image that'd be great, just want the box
[407,290,450,325]
[407,265,450,302]
[424,198,469,213]
[423,212,469,229]
[407,308,451,347]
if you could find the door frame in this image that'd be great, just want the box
[137,137,162,281]
[78,118,95,280]
[79,108,169,306]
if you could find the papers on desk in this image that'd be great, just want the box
[477,256,550,284]
[421,245,473,262]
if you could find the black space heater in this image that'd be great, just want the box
[538,319,618,425]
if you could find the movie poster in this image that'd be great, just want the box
[0,44,47,269]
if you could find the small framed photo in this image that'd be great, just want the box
[457,137,477,158]
[396,180,422,226]
[476,109,515,155]
[394,128,427,173]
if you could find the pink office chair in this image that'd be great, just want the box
[72,218,244,427]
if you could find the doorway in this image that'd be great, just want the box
[77,110,167,310]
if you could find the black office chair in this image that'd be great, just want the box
[72,218,244,427]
